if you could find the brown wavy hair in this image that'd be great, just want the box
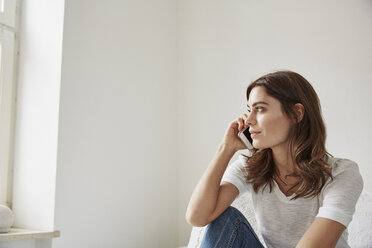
[243,70,333,200]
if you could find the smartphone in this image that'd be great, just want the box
[238,127,254,150]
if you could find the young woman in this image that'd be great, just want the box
[186,71,363,248]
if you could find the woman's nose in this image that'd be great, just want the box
[246,113,256,126]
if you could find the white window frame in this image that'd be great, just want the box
[0,0,17,28]
[0,0,18,207]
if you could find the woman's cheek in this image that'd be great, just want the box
[264,114,290,137]
[272,116,292,140]
[256,114,265,125]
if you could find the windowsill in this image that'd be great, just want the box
[0,228,60,242]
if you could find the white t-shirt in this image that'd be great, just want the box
[221,154,364,248]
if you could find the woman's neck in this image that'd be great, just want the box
[271,143,296,176]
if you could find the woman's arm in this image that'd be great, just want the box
[185,143,239,227]
[296,217,345,248]
[297,159,363,247]
[185,116,248,227]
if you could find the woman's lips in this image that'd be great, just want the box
[250,132,261,138]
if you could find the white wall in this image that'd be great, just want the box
[0,239,51,248]
[177,0,372,245]
[6,0,372,247]
[53,0,178,248]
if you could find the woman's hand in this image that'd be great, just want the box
[221,113,249,152]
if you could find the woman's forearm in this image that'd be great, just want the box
[185,142,236,226]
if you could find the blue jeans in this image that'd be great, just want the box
[201,206,265,248]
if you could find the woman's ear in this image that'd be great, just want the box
[293,103,305,123]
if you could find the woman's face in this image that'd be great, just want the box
[246,86,294,150]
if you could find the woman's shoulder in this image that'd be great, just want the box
[324,155,360,176]
[224,153,250,178]
[228,154,248,169]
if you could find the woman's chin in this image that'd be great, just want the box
[252,142,268,150]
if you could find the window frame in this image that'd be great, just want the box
[0,0,18,207]
[0,0,17,28]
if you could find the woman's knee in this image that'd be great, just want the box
[210,206,247,227]
[202,206,262,248]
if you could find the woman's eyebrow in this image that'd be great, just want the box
[247,101,269,108]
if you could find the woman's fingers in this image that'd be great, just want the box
[243,113,249,126]
[237,117,243,131]
[237,114,249,132]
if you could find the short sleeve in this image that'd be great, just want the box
[221,155,251,196]
[316,159,364,228]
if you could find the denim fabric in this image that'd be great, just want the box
[201,206,265,248]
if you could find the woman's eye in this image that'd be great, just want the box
[247,107,264,113]
[256,106,264,112]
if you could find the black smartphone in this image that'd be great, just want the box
[238,127,253,150]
